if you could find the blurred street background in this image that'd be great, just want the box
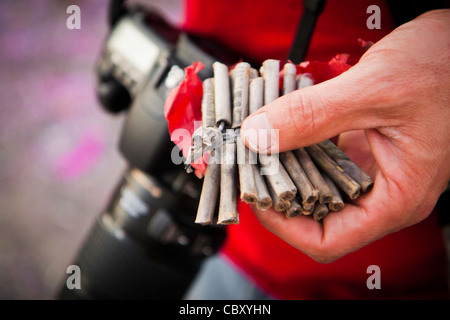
[0,0,181,299]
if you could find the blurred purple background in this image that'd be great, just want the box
[0,0,182,299]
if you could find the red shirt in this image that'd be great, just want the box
[182,0,449,299]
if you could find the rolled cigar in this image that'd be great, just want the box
[302,205,314,216]
[323,174,345,212]
[319,140,374,193]
[306,145,361,200]
[213,62,232,127]
[259,154,297,201]
[283,62,297,95]
[231,62,250,128]
[266,176,291,212]
[247,75,273,210]
[195,81,220,224]
[195,158,220,225]
[281,63,320,211]
[260,59,280,104]
[249,77,264,115]
[313,203,329,222]
[249,75,273,210]
[250,68,259,79]
[252,165,272,210]
[279,151,318,206]
[297,73,314,89]
[217,142,239,224]
[260,59,297,201]
[231,62,256,204]
[201,78,215,128]
[236,135,257,204]
[293,148,333,204]
[285,198,303,218]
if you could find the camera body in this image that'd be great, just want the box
[98,11,215,173]
[59,7,229,299]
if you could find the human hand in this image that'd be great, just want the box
[240,9,450,263]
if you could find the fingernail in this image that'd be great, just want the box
[242,113,278,153]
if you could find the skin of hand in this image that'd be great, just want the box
[240,9,450,263]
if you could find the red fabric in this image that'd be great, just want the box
[180,0,449,299]
[181,0,394,65]
[224,203,448,299]
[294,54,351,83]
[164,62,206,178]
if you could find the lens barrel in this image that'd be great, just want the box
[59,169,225,299]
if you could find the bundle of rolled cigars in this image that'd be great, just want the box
[192,59,373,225]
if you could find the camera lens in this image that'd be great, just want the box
[59,169,225,299]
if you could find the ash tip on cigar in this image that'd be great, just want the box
[280,191,296,202]
[363,181,374,193]
[329,202,345,212]
[302,203,315,213]
[256,198,273,210]
[285,200,302,218]
[217,217,240,225]
[313,204,329,221]
[242,193,257,204]
[305,195,318,205]
[349,189,361,200]
[285,209,302,218]
[274,202,291,212]
[195,219,213,226]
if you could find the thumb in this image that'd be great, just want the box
[241,65,380,153]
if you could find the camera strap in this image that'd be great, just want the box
[287,0,327,64]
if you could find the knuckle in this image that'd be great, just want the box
[287,91,317,138]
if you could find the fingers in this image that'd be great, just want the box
[252,203,369,263]
[252,174,406,263]
[240,66,382,153]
